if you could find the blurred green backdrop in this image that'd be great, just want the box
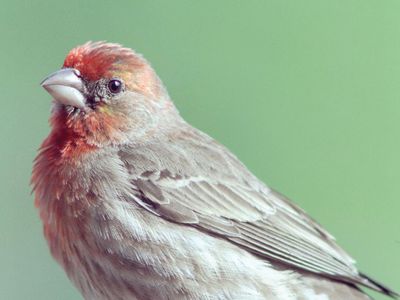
[0,1,399,299]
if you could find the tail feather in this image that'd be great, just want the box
[359,272,399,299]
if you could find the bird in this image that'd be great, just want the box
[32,41,398,300]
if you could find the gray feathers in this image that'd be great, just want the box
[118,122,395,296]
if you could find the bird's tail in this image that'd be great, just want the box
[359,272,399,299]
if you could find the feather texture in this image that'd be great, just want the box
[34,42,397,299]
[118,123,395,295]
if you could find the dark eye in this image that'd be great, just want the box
[107,79,123,94]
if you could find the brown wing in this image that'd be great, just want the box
[118,127,396,296]
[134,176,358,277]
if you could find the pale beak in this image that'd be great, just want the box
[41,68,86,109]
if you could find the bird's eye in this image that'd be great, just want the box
[107,79,123,94]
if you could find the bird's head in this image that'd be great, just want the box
[41,42,175,150]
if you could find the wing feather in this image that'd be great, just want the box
[117,127,394,294]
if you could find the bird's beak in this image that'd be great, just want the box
[41,68,86,109]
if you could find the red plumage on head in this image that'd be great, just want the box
[37,42,164,160]
[39,42,141,158]
[63,41,144,81]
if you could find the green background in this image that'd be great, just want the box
[1,1,399,299]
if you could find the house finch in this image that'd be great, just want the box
[32,42,397,300]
